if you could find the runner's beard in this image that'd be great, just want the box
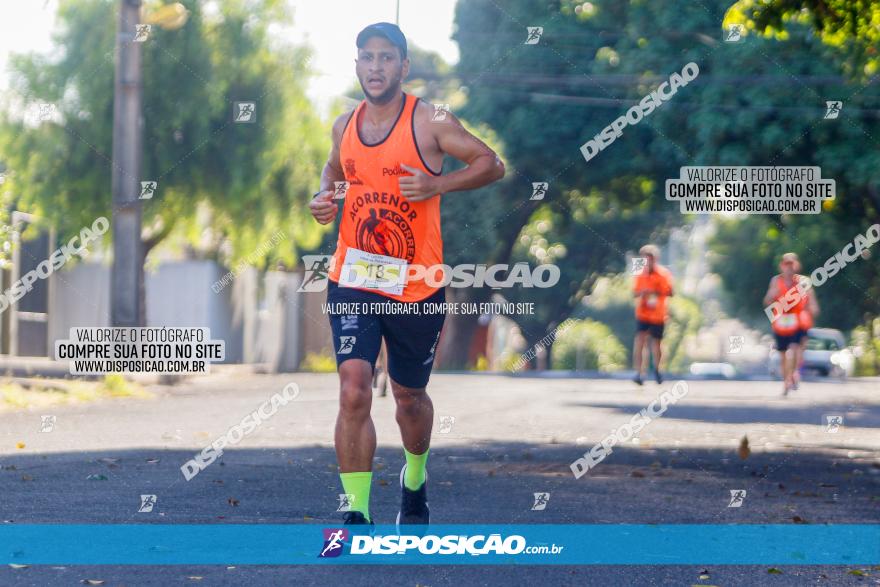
[360,75,402,106]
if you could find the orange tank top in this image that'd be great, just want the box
[772,275,806,335]
[328,93,443,302]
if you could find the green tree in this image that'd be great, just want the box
[551,318,628,371]
[0,0,326,316]
[725,0,880,77]
[706,3,880,336]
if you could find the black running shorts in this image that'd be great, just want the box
[775,331,805,352]
[326,281,446,388]
[636,319,665,340]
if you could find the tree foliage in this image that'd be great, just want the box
[0,0,326,267]
[725,0,880,77]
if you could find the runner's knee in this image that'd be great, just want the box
[339,381,371,416]
[391,382,428,410]
[339,363,372,416]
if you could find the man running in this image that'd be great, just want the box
[763,253,818,394]
[309,22,504,528]
[632,244,674,385]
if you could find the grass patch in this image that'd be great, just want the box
[0,374,151,411]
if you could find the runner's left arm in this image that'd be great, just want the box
[399,111,505,201]
[664,272,674,297]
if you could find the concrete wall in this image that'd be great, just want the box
[48,262,111,344]
[42,260,334,371]
[144,260,247,363]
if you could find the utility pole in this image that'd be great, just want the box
[110,0,144,326]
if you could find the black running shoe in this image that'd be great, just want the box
[341,511,374,543]
[342,511,373,526]
[655,370,663,384]
[633,373,644,386]
[397,465,429,530]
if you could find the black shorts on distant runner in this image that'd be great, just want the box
[636,319,665,340]
[775,331,805,352]
[327,281,446,388]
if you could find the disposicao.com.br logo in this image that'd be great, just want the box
[318,529,564,558]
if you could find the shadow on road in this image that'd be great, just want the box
[0,443,876,586]
[1,443,876,525]
[564,401,880,429]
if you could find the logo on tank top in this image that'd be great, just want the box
[343,158,364,185]
[355,208,416,262]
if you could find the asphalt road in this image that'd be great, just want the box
[0,373,878,586]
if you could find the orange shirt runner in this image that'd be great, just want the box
[771,275,807,336]
[634,266,673,324]
[328,93,443,303]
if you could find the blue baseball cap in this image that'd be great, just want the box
[356,22,408,59]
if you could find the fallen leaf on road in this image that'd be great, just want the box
[847,569,868,576]
[187,576,204,581]
[303,516,313,520]
[737,436,750,460]
[20,475,32,482]
[15,442,25,449]
[631,471,645,478]
[86,474,108,481]
[81,580,105,585]
[378,479,389,486]
[375,463,386,471]
[8,564,28,569]
[227,498,239,506]
[146,458,160,464]
[792,515,808,524]
[767,568,782,574]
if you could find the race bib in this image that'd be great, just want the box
[339,247,407,295]
[645,293,659,308]
[777,314,798,329]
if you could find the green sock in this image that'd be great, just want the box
[339,471,372,522]
[403,448,429,490]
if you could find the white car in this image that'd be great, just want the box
[768,328,855,378]
[689,362,737,379]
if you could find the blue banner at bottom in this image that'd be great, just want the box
[0,525,876,565]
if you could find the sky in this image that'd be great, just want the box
[290,0,459,110]
[0,0,459,114]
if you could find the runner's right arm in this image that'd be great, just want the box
[309,112,351,225]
